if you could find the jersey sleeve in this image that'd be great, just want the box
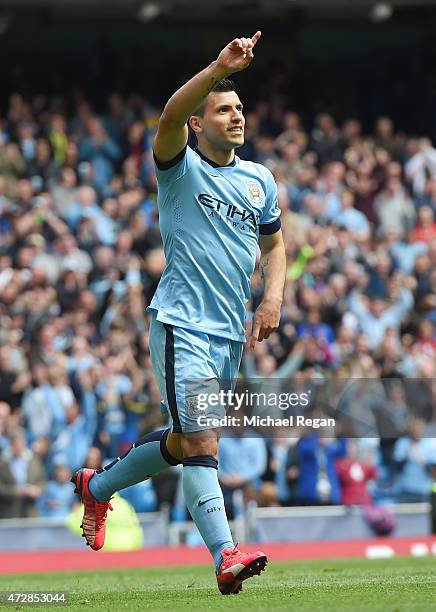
[259,169,281,235]
[153,145,194,183]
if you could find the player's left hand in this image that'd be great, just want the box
[216,31,262,74]
[249,298,281,349]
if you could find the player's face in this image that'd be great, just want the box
[201,91,245,150]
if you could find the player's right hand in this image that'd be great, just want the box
[216,31,261,75]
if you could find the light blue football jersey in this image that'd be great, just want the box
[149,145,281,341]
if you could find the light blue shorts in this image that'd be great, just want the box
[149,310,243,433]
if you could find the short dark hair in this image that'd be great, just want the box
[211,78,236,93]
[192,79,237,117]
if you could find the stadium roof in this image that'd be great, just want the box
[0,0,433,30]
[1,0,435,6]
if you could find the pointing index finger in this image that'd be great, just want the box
[250,320,261,349]
[251,31,262,46]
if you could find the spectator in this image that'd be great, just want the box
[347,158,378,224]
[0,345,31,412]
[334,189,370,238]
[55,233,93,277]
[50,372,97,472]
[219,425,267,519]
[84,446,103,471]
[374,178,415,237]
[25,138,58,192]
[79,117,121,191]
[22,363,65,442]
[417,176,436,213]
[348,284,414,350]
[310,114,343,167]
[367,252,392,299]
[315,163,343,222]
[296,432,347,505]
[393,418,436,502]
[416,319,436,360]
[387,229,428,275]
[49,114,69,165]
[374,382,409,476]
[0,142,25,198]
[0,402,11,453]
[38,465,75,518]
[297,309,335,345]
[32,436,52,475]
[51,168,79,219]
[405,138,436,196]
[0,431,46,518]
[67,186,117,245]
[336,440,377,505]
[267,434,300,506]
[411,205,436,244]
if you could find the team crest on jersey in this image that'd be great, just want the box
[186,395,203,416]
[247,181,263,205]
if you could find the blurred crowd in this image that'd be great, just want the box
[0,90,435,521]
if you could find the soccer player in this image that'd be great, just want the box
[72,31,286,595]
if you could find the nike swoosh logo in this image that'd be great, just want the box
[198,496,221,507]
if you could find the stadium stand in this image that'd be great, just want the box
[0,85,435,531]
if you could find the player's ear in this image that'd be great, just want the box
[189,115,203,134]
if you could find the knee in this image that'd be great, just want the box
[181,429,219,460]
[166,432,183,462]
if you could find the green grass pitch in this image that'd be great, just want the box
[0,557,435,611]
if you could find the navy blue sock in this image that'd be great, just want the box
[89,429,179,501]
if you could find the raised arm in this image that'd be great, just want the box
[153,31,261,163]
[250,231,286,349]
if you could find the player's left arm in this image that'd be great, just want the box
[250,230,286,349]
